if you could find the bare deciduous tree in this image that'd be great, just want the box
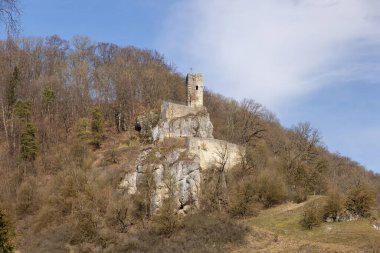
[0,0,19,36]
[214,143,229,211]
[282,122,327,200]
[237,99,266,146]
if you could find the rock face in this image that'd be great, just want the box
[135,112,160,142]
[120,148,201,214]
[135,102,214,143]
[121,98,244,213]
[152,113,213,142]
[119,148,152,195]
[186,137,243,170]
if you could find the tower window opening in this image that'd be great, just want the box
[196,85,198,90]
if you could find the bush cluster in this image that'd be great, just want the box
[301,201,323,229]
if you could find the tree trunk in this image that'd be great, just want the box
[1,100,9,150]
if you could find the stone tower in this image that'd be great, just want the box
[186,73,203,107]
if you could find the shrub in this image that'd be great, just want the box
[103,214,249,253]
[199,168,227,213]
[48,168,88,216]
[346,184,376,218]
[105,198,132,233]
[289,186,308,204]
[227,175,258,217]
[301,201,322,229]
[71,208,99,243]
[245,143,269,170]
[256,170,288,208]
[152,199,180,236]
[323,190,345,221]
[179,214,249,250]
[16,178,39,216]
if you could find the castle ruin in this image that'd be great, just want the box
[121,73,244,213]
[152,73,243,170]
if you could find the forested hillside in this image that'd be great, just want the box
[0,36,379,252]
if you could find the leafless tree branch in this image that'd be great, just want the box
[0,0,20,37]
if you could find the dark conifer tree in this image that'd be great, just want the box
[91,106,104,148]
[20,122,38,161]
[0,209,13,253]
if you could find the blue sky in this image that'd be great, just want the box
[6,0,380,172]
[17,0,178,48]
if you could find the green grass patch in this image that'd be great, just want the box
[247,196,380,250]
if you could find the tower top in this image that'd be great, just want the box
[186,73,203,107]
[186,73,203,84]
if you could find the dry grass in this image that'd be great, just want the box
[233,196,380,253]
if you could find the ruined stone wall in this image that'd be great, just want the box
[186,137,244,170]
[152,102,213,142]
[160,101,206,121]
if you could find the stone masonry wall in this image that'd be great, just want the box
[160,101,206,121]
[152,102,213,142]
[187,73,204,108]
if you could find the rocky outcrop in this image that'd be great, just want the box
[136,102,214,143]
[119,148,201,214]
[135,112,160,142]
[325,211,359,223]
[186,137,244,170]
[152,113,213,142]
[119,148,152,195]
[122,100,243,213]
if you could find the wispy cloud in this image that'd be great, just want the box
[159,0,380,109]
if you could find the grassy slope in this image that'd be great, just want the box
[93,132,380,252]
[234,196,380,253]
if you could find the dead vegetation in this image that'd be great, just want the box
[0,36,379,252]
[238,196,380,253]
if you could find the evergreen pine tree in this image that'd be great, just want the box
[0,210,13,253]
[20,122,38,161]
[91,106,104,148]
[14,100,31,122]
[77,118,91,142]
[42,86,55,114]
[5,66,19,111]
